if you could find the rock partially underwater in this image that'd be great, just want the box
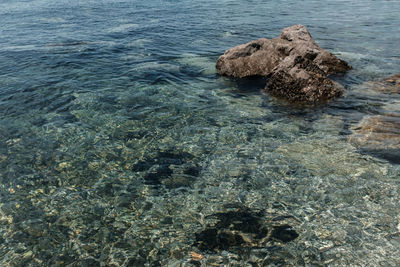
[266,55,344,103]
[349,114,400,163]
[216,24,351,103]
[349,74,400,163]
[359,73,400,94]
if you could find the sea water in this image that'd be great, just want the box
[1,0,400,266]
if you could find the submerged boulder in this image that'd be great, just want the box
[216,24,351,103]
[349,74,400,163]
[349,114,400,163]
[361,74,400,94]
[194,207,299,252]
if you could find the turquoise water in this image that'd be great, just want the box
[1,0,400,266]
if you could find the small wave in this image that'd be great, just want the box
[335,51,368,60]
[223,31,237,38]
[38,17,66,23]
[47,41,89,47]
[176,53,216,75]
[126,39,152,48]
[108,23,139,33]
[0,44,40,52]
[131,62,180,72]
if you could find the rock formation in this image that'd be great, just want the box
[216,24,351,103]
[265,55,344,102]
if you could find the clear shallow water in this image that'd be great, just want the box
[1,0,400,266]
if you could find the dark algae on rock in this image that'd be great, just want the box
[266,55,344,103]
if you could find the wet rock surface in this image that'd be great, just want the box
[216,24,351,103]
[265,55,344,102]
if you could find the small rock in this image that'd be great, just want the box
[0,155,7,163]
[57,162,71,170]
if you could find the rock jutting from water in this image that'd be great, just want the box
[216,24,351,103]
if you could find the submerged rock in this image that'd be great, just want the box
[132,149,200,188]
[216,24,351,103]
[349,74,400,163]
[349,114,400,164]
[361,74,400,94]
[194,207,298,252]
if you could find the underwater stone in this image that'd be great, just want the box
[349,114,400,164]
[348,74,400,163]
[361,73,400,94]
[135,150,200,188]
[143,165,173,185]
[194,208,298,252]
[270,224,299,243]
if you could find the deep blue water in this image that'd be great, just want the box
[1,0,400,266]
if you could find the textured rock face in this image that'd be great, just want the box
[265,55,344,103]
[217,24,350,78]
[216,24,351,103]
[216,38,287,78]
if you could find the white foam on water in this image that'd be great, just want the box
[177,53,216,75]
[126,39,152,48]
[0,44,41,52]
[222,30,237,38]
[131,62,180,73]
[107,23,140,33]
[38,17,66,23]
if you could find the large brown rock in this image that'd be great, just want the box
[216,25,351,103]
[350,114,400,150]
[217,24,350,78]
[216,38,287,78]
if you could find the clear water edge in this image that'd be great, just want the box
[1,0,400,266]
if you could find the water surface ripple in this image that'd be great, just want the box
[1,0,400,266]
